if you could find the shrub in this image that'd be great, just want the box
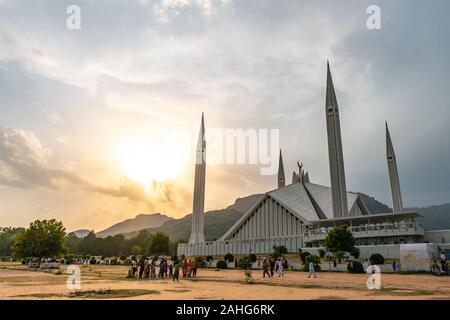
[351,247,360,259]
[302,255,321,272]
[206,255,214,262]
[249,254,257,263]
[110,258,118,265]
[244,269,253,284]
[273,245,288,254]
[238,256,252,269]
[347,260,365,273]
[369,253,385,265]
[224,253,234,263]
[216,260,227,269]
[89,258,97,265]
[272,245,288,259]
[193,256,205,268]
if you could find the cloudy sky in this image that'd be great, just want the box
[0,0,449,231]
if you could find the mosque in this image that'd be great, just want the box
[177,63,449,259]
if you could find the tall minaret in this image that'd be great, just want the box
[325,62,348,218]
[386,122,403,213]
[278,150,285,188]
[292,171,299,184]
[188,113,206,244]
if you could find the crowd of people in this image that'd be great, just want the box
[126,252,450,281]
[261,257,288,278]
[128,257,199,281]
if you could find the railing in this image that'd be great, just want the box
[304,222,425,242]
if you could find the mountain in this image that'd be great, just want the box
[410,203,450,230]
[358,193,392,213]
[124,194,265,241]
[123,193,395,241]
[102,193,450,242]
[96,213,172,238]
[70,229,91,238]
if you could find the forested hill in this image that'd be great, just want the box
[87,193,449,242]
[410,203,450,230]
[123,194,264,242]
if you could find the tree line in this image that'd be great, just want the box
[0,220,180,259]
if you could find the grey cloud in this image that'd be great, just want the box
[0,0,449,208]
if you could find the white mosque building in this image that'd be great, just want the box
[177,63,449,259]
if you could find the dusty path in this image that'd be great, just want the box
[0,264,449,300]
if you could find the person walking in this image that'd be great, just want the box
[363,259,369,272]
[188,260,193,278]
[173,262,180,281]
[131,259,137,277]
[308,261,316,278]
[269,259,275,277]
[151,259,156,278]
[163,259,168,277]
[277,259,284,277]
[262,260,271,278]
[182,260,188,278]
[392,260,397,272]
[138,257,145,278]
[169,262,174,278]
[144,262,150,278]
[159,259,165,278]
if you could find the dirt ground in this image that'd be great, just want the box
[0,262,449,300]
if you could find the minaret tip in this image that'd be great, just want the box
[277,149,285,188]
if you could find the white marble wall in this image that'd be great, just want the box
[177,235,304,257]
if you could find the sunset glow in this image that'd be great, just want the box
[115,136,186,190]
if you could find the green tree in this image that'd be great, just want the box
[77,231,97,255]
[0,227,24,257]
[324,225,357,254]
[318,249,326,259]
[131,245,142,255]
[272,245,287,259]
[303,255,321,272]
[298,249,310,264]
[12,220,66,259]
[147,232,170,256]
[64,233,81,254]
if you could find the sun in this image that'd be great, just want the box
[115,135,186,191]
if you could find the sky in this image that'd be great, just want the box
[0,0,449,231]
